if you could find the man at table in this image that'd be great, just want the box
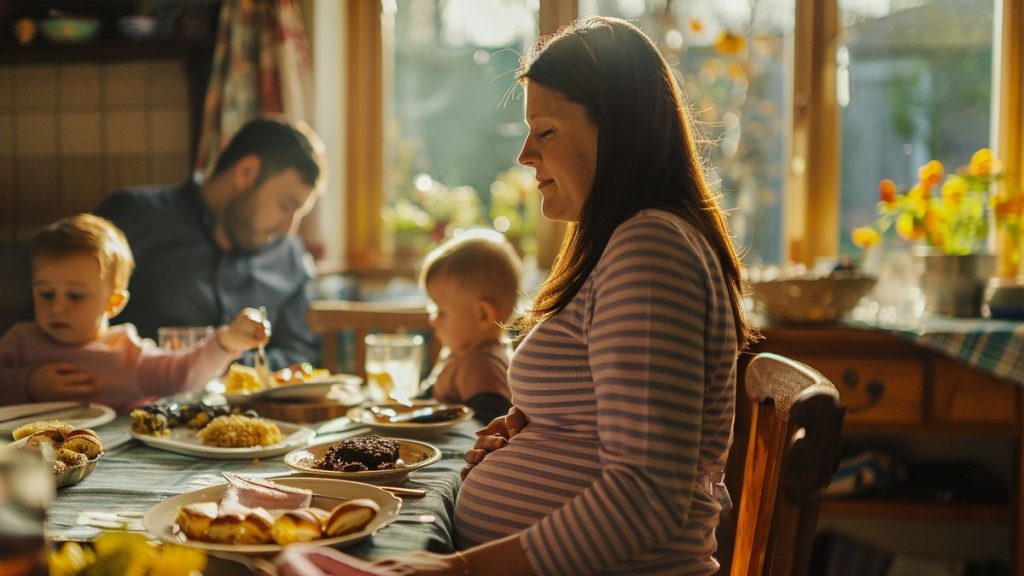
[95,116,326,369]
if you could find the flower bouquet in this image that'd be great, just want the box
[851,149,1001,317]
[851,148,1000,256]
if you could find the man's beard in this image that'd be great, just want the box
[224,183,278,253]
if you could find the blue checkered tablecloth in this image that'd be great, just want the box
[45,416,478,560]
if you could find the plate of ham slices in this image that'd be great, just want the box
[143,473,401,554]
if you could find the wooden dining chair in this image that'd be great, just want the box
[306,299,440,381]
[730,352,845,576]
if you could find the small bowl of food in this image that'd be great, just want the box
[40,15,101,43]
[10,421,105,488]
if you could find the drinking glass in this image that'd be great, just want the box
[364,333,425,403]
[0,448,53,575]
[157,326,215,351]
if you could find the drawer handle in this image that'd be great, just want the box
[840,369,885,414]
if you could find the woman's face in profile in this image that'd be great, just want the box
[518,81,598,223]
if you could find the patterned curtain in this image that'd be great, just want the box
[195,0,320,253]
[196,0,314,173]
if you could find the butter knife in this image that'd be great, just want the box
[0,401,91,426]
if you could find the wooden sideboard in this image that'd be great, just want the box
[720,326,1022,574]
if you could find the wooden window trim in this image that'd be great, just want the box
[997,0,1023,197]
[790,0,840,265]
[343,1,385,268]
[339,0,576,272]
[339,0,1019,270]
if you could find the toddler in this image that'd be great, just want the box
[419,230,522,424]
[0,214,268,412]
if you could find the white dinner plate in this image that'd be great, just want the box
[346,402,474,439]
[0,402,116,437]
[131,419,314,460]
[283,436,441,483]
[143,477,401,555]
[213,374,364,404]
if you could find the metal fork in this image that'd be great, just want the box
[254,306,272,389]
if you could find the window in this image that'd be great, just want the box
[336,0,1021,270]
[579,0,795,265]
[381,0,540,259]
[836,0,995,257]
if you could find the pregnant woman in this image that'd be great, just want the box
[277,16,756,576]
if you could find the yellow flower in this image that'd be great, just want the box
[918,160,944,189]
[968,147,1002,177]
[50,542,95,576]
[713,31,746,55]
[689,18,704,34]
[940,175,968,206]
[896,211,918,240]
[854,149,997,256]
[851,226,881,248]
[906,183,927,205]
[150,544,207,576]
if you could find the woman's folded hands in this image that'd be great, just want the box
[462,405,528,479]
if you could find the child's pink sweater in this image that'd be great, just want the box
[0,322,235,412]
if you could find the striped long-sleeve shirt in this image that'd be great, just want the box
[454,209,738,575]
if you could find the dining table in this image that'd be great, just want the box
[43,410,480,566]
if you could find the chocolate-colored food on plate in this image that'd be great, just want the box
[314,435,400,472]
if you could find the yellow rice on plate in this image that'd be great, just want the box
[197,414,281,448]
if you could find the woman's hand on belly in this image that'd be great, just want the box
[461,405,528,480]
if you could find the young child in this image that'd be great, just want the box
[418,230,522,424]
[0,213,269,412]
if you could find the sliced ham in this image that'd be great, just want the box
[221,472,313,510]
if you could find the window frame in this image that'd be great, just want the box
[338,0,1022,268]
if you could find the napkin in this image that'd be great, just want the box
[276,546,378,576]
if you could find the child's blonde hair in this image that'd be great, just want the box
[31,213,135,292]
[419,230,523,322]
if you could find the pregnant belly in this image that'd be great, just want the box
[454,430,602,548]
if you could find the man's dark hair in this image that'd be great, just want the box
[211,117,323,187]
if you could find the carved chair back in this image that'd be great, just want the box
[730,352,845,576]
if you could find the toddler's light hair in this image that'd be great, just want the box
[31,213,135,292]
[419,230,523,322]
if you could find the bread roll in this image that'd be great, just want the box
[12,419,73,441]
[63,429,103,458]
[25,429,64,449]
[270,508,325,545]
[205,508,274,544]
[324,499,380,537]
[56,448,87,467]
[175,502,219,540]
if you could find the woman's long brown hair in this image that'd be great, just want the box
[516,17,757,350]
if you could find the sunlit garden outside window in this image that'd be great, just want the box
[382,0,540,260]
[837,0,994,258]
[580,0,794,265]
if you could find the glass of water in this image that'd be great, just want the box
[157,326,215,351]
[364,333,425,404]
